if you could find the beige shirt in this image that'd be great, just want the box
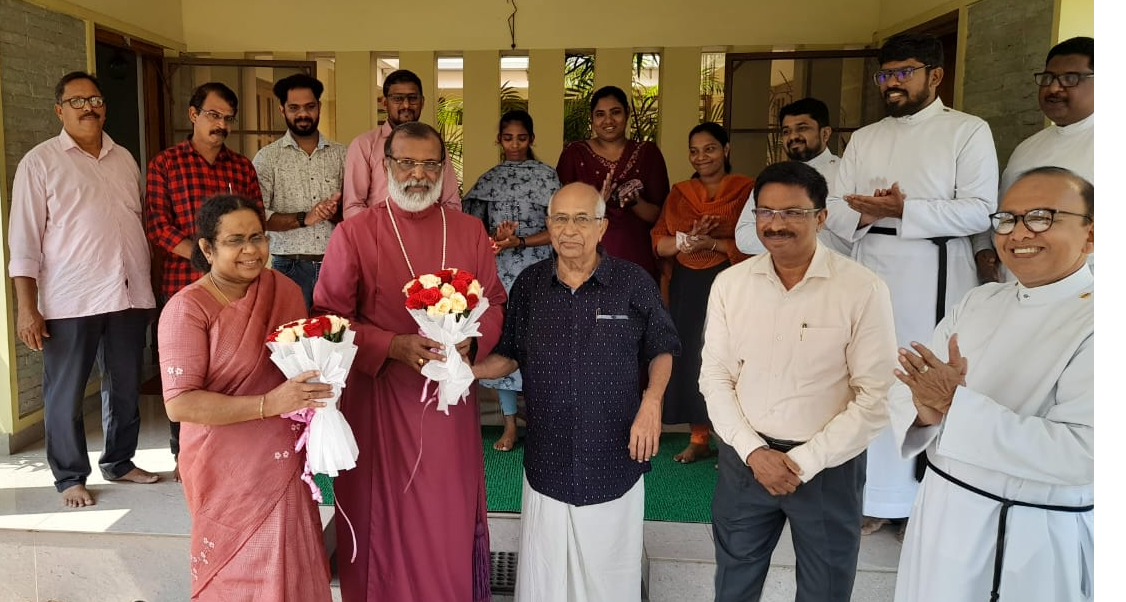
[699,243,897,480]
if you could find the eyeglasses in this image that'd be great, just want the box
[60,96,105,109]
[198,109,237,124]
[217,233,269,248]
[872,65,934,86]
[387,156,444,173]
[546,214,604,228]
[1033,71,1093,88]
[753,207,823,222]
[989,208,1092,234]
[386,94,422,105]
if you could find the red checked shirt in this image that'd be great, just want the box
[145,139,264,300]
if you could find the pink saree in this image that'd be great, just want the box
[158,270,331,601]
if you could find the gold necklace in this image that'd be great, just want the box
[208,272,233,305]
[386,202,447,275]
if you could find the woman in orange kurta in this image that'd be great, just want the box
[158,195,334,601]
[652,122,754,463]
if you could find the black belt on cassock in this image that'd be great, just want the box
[925,458,1093,602]
[869,227,955,481]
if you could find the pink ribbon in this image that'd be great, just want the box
[402,379,438,493]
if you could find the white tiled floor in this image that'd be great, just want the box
[1,394,902,602]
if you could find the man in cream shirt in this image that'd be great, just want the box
[700,161,897,602]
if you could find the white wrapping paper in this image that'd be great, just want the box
[408,297,491,414]
[267,331,360,478]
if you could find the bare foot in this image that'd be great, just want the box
[860,516,889,535]
[61,484,95,508]
[895,518,909,543]
[493,417,518,452]
[173,454,181,483]
[109,467,161,484]
[673,442,716,464]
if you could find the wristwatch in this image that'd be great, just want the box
[296,212,307,228]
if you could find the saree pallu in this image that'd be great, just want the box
[159,270,331,601]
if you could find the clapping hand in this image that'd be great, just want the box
[845,182,905,223]
[893,334,969,426]
[677,216,722,253]
[307,192,342,226]
[492,220,519,254]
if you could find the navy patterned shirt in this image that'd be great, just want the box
[495,251,681,506]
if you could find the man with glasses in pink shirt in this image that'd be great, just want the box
[9,71,159,508]
[342,69,461,219]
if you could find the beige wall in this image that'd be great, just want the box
[180,0,880,53]
[1057,0,1094,40]
[27,0,185,48]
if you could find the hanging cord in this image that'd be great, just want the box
[507,0,518,50]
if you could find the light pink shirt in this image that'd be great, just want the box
[8,129,155,319]
[342,121,462,219]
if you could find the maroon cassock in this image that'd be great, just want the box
[314,200,506,602]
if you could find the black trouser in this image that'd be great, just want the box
[712,440,866,602]
[42,308,149,491]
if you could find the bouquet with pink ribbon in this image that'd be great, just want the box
[265,315,359,501]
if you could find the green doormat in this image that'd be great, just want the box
[316,426,717,523]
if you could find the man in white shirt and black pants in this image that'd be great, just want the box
[700,161,897,602]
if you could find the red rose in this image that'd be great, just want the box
[452,279,469,295]
[407,281,424,296]
[418,287,443,307]
[405,294,426,310]
[303,317,326,338]
[465,293,479,310]
[453,270,475,284]
[265,330,279,343]
[437,269,456,283]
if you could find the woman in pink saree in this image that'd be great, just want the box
[158,195,334,601]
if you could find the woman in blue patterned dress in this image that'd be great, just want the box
[464,110,560,451]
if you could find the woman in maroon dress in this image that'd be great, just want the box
[556,85,670,278]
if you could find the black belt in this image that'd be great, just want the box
[758,432,805,453]
[925,458,1092,602]
[274,254,324,263]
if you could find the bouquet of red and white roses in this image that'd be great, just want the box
[402,268,490,414]
[265,315,359,501]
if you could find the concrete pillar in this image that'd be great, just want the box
[528,49,565,166]
[594,47,634,99]
[463,50,500,191]
[658,47,701,184]
[399,51,438,126]
[334,51,373,145]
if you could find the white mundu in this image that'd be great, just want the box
[826,97,999,518]
[889,267,1093,602]
[735,148,852,256]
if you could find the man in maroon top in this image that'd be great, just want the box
[144,81,263,476]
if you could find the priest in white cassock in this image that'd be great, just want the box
[735,97,852,256]
[972,36,1094,283]
[824,32,998,536]
[889,166,1093,602]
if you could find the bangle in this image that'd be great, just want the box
[258,395,265,420]
[710,240,718,252]
[296,212,307,228]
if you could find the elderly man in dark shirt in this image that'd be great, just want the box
[474,181,680,602]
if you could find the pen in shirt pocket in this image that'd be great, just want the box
[800,321,807,341]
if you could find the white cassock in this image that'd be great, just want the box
[826,97,999,518]
[972,112,1094,276]
[734,148,853,256]
[889,266,1093,602]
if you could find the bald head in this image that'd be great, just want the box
[548,182,606,218]
[546,182,608,262]
[1012,166,1093,219]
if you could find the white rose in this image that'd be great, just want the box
[328,315,346,334]
[440,283,456,298]
[449,293,468,313]
[468,280,483,297]
[276,328,297,343]
[419,274,442,288]
[435,297,453,314]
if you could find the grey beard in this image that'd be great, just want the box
[387,167,444,212]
